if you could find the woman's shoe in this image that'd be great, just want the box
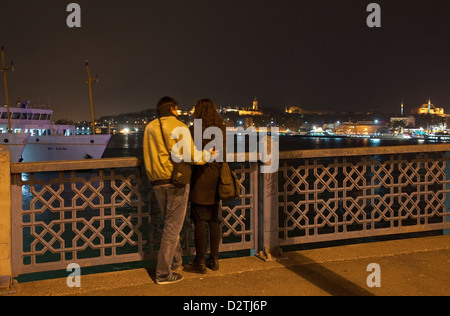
[206,256,219,271]
[184,260,207,274]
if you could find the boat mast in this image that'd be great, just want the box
[1,47,14,133]
[85,60,98,135]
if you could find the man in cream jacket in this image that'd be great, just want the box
[143,96,210,285]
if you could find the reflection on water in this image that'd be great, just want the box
[103,134,144,158]
[103,133,438,159]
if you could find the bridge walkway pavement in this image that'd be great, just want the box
[5,235,450,297]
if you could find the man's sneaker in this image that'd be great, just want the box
[156,272,184,285]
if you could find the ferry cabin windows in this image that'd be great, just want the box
[20,112,35,120]
[0,111,52,121]
[29,128,75,136]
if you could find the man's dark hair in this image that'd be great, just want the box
[157,96,178,117]
[157,96,178,108]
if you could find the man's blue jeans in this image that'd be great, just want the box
[153,183,190,282]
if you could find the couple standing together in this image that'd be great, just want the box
[143,96,226,285]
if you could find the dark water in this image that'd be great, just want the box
[103,133,436,159]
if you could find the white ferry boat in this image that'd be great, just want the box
[0,48,110,162]
[0,130,30,162]
[0,105,111,162]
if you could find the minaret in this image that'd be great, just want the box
[401,99,404,116]
[428,98,431,114]
[252,97,258,111]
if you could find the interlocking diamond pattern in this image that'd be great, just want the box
[278,152,450,245]
[17,168,150,272]
[14,162,255,275]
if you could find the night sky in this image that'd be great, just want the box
[1,0,450,121]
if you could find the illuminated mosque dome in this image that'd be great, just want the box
[412,99,445,116]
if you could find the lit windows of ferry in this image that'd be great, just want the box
[0,106,52,118]
[30,128,75,136]
[3,127,77,136]
[75,126,92,135]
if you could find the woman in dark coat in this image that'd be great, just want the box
[184,99,226,274]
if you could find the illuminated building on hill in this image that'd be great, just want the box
[411,99,446,117]
[220,97,263,116]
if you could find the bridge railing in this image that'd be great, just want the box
[7,144,450,277]
[9,157,256,277]
[271,144,450,250]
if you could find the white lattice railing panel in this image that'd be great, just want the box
[278,151,450,245]
[11,159,257,276]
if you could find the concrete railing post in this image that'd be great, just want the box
[256,164,283,261]
[0,146,14,294]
